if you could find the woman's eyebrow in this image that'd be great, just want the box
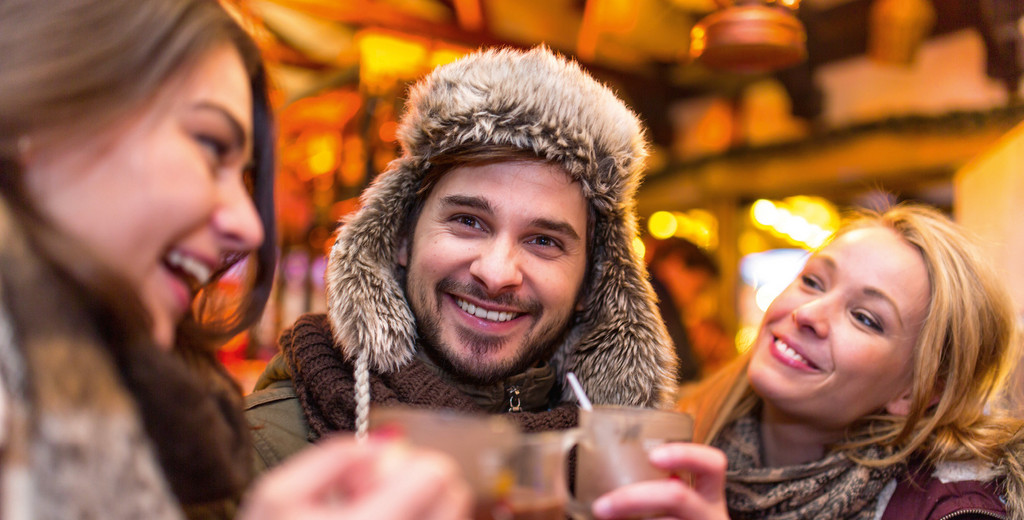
[193,102,249,149]
[862,287,903,328]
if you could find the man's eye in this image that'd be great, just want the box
[455,215,482,229]
[527,235,563,250]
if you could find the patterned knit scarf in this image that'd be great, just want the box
[714,415,903,520]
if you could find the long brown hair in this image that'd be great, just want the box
[679,205,1023,468]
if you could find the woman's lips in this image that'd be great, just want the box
[771,336,820,371]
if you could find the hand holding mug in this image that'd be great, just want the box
[570,405,693,519]
[590,442,729,520]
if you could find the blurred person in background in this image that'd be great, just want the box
[647,237,731,383]
[594,205,1024,520]
[0,0,469,519]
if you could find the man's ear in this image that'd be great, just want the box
[396,235,409,267]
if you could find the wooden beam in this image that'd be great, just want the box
[263,0,504,47]
[638,120,1021,214]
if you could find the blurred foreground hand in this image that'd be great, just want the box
[239,434,472,520]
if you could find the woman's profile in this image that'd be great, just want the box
[0,1,470,519]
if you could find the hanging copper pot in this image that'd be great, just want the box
[690,1,806,73]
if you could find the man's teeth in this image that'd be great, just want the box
[166,250,212,286]
[775,339,811,365]
[456,298,518,323]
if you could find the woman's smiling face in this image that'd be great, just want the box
[23,45,264,348]
[747,225,931,436]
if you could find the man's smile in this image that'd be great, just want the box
[454,297,522,322]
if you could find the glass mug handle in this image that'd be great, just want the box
[563,427,595,520]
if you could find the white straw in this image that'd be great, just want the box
[566,372,593,411]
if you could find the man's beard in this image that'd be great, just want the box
[410,277,574,386]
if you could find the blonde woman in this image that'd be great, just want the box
[595,205,1024,520]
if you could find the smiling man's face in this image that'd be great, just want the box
[398,160,588,384]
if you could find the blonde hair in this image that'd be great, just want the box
[679,204,1023,468]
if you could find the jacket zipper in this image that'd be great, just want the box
[506,385,522,412]
[936,509,1006,520]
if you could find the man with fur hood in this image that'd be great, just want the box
[245,45,679,471]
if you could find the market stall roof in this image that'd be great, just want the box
[239,0,1022,147]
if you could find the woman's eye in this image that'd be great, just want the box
[197,135,229,162]
[801,275,822,290]
[242,163,256,195]
[853,311,883,332]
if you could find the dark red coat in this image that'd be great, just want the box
[881,465,1006,520]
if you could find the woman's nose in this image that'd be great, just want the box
[469,237,523,294]
[791,297,830,338]
[212,175,264,252]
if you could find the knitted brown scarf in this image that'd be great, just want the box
[714,414,902,520]
[280,314,578,438]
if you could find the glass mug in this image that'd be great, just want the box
[474,430,574,520]
[568,405,694,519]
[368,406,575,520]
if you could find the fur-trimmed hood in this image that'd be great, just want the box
[325,46,676,413]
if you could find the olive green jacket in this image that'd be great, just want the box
[244,315,578,476]
[245,379,309,474]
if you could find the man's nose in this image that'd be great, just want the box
[469,237,523,295]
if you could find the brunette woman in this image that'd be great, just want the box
[0,1,469,519]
